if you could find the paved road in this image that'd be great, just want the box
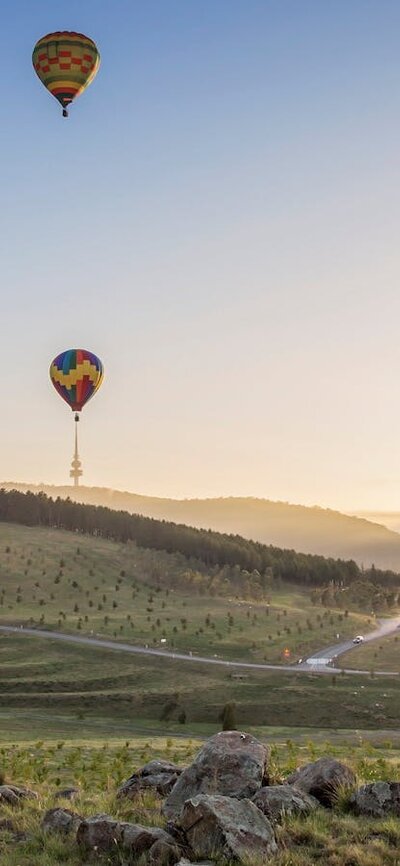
[1,618,400,676]
[298,614,400,671]
[0,625,291,672]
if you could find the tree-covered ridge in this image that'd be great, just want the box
[5,482,400,573]
[0,488,399,592]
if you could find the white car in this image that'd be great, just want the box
[352,635,364,644]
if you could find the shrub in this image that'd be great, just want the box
[220,701,237,731]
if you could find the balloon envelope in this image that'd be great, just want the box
[50,349,104,412]
[32,32,100,114]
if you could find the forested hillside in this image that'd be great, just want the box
[3,482,400,571]
[1,489,399,602]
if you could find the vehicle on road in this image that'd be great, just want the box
[352,635,364,644]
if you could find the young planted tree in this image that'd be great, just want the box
[220,701,237,731]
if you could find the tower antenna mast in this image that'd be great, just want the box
[70,413,83,486]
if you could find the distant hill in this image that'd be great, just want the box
[355,511,400,534]
[3,482,400,571]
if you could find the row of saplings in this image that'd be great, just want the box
[1,731,400,864]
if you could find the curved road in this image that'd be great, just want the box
[1,617,400,676]
[298,615,400,672]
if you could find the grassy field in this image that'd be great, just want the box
[1,733,400,865]
[2,521,400,745]
[2,732,400,795]
[340,632,400,673]
[1,633,400,734]
[0,523,373,666]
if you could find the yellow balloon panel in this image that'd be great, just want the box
[32,31,100,113]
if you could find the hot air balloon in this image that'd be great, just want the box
[50,349,104,485]
[32,32,100,117]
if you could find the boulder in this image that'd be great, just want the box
[252,784,319,822]
[77,814,123,852]
[121,823,177,857]
[121,773,180,799]
[42,808,82,836]
[148,837,182,866]
[118,759,182,800]
[178,794,277,863]
[350,782,400,817]
[164,731,269,819]
[54,787,80,802]
[0,818,16,833]
[0,785,38,807]
[286,758,356,806]
[142,760,183,777]
[77,814,180,860]
[175,862,213,866]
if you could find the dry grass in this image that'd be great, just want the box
[1,739,400,865]
[3,796,400,866]
[275,811,400,865]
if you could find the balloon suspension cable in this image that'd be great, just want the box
[63,108,69,118]
[70,413,83,487]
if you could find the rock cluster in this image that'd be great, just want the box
[163,731,269,819]
[42,807,83,836]
[2,731,400,864]
[350,782,400,817]
[0,784,38,807]
[286,756,356,806]
[178,794,277,862]
[77,813,181,863]
[252,784,319,822]
[118,759,183,800]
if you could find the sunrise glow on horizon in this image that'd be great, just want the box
[2,1,400,512]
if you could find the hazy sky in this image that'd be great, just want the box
[2,0,400,510]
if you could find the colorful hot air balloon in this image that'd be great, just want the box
[32,32,100,117]
[50,349,104,487]
[50,349,103,414]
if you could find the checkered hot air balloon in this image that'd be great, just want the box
[32,32,100,117]
[50,349,104,415]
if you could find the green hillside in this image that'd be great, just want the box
[2,630,400,736]
[0,507,399,741]
[0,523,371,665]
[4,482,400,570]
[1,519,399,737]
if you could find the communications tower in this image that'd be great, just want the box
[70,413,83,486]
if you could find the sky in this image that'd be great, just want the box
[2,0,400,511]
